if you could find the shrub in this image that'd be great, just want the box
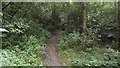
[3,18,29,34]
[1,36,46,66]
[59,48,119,66]
[57,32,80,49]
[0,49,43,66]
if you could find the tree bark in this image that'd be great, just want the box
[82,3,87,41]
[118,2,120,51]
[81,2,88,49]
[83,3,87,35]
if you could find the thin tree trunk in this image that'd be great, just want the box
[118,2,120,51]
[82,3,87,41]
[81,2,88,49]
[83,5,87,35]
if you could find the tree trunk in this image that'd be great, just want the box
[81,2,88,49]
[83,3,87,41]
[83,3,87,36]
[118,2,120,51]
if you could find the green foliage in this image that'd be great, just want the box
[0,48,43,66]
[2,2,119,66]
[25,18,51,37]
[3,17,51,47]
[40,29,51,38]
[3,18,29,34]
[105,42,118,48]
[57,31,98,49]
[2,17,51,66]
[20,35,46,52]
[57,32,119,66]
[59,48,119,66]
[0,33,4,37]
[57,32,80,49]
[1,35,47,66]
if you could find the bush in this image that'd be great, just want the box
[0,49,43,66]
[57,30,99,50]
[2,18,30,48]
[57,32,80,49]
[1,17,51,66]
[3,18,29,34]
[2,17,51,48]
[59,48,119,66]
[1,36,46,66]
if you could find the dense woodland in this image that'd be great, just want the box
[0,2,120,67]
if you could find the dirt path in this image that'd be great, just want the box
[42,35,61,66]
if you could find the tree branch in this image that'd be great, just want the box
[2,2,12,11]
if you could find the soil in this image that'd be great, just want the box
[42,35,61,66]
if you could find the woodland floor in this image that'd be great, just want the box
[42,35,61,66]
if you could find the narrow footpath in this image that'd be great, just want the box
[42,35,61,66]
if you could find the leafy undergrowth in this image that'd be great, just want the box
[1,36,46,66]
[59,47,119,66]
[1,29,51,66]
[0,48,43,66]
[57,31,120,66]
